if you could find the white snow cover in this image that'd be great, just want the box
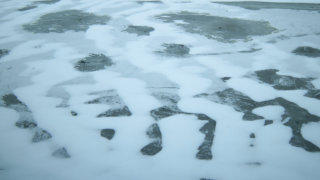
[1,0,320,180]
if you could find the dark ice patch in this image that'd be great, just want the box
[264,120,273,126]
[86,90,132,118]
[195,88,263,120]
[250,133,256,138]
[253,69,314,90]
[23,10,109,33]
[150,106,182,120]
[1,94,37,129]
[156,11,277,42]
[52,147,71,158]
[18,5,37,11]
[97,106,132,117]
[292,46,320,58]
[146,123,162,139]
[70,111,78,116]
[305,89,320,100]
[141,141,162,155]
[15,120,37,129]
[213,1,320,12]
[75,54,113,72]
[35,0,60,4]
[137,0,162,5]
[159,43,190,57]
[123,25,154,36]
[196,121,216,160]
[221,77,231,82]
[32,129,52,142]
[2,93,23,106]
[260,97,320,152]
[100,129,115,140]
[0,49,9,59]
[252,69,320,100]
[140,123,163,156]
[196,89,320,152]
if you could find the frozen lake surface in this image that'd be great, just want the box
[1,0,320,180]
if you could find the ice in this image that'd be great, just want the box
[1,0,320,180]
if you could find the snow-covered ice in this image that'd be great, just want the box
[1,0,320,180]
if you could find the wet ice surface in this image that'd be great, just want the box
[1,0,320,180]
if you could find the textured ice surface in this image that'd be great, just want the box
[123,25,154,36]
[75,54,114,72]
[23,10,110,33]
[292,46,320,58]
[156,11,277,42]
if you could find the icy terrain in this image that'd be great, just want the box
[1,0,320,180]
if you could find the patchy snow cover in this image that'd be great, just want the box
[1,0,320,180]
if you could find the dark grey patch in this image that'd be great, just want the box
[245,162,262,166]
[32,129,52,142]
[260,97,320,152]
[15,120,37,129]
[238,48,262,53]
[2,93,23,106]
[213,1,320,12]
[292,46,320,58]
[86,90,132,118]
[141,123,163,156]
[196,89,320,152]
[250,144,254,147]
[305,89,320,100]
[196,121,216,160]
[137,0,162,4]
[75,54,113,72]
[253,69,314,90]
[140,141,162,155]
[200,178,216,180]
[264,120,273,126]
[195,88,263,121]
[97,106,132,117]
[252,69,320,100]
[221,77,231,82]
[70,111,78,116]
[100,129,115,140]
[1,93,37,129]
[0,49,9,59]
[123,25,154,36]
[35,0,60,4]
[52,147,71,159]
[159,43,190,57]
[250,133,256,138]
[146,123,162,139]
[156,11,277,42]
[23,10,109,33]
[146,89,216,158]
[18,5,37,11]
[150,106,182,120]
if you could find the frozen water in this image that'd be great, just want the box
[1,0,320,180]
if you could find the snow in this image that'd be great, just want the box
[1,0,320,180]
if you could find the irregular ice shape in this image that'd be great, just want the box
[75,54,113,72]
[23,10,110,33]
[123,25,154,36]
[156,11,277,42]
[292,46,320,58]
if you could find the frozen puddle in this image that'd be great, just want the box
[1,0,320,180]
